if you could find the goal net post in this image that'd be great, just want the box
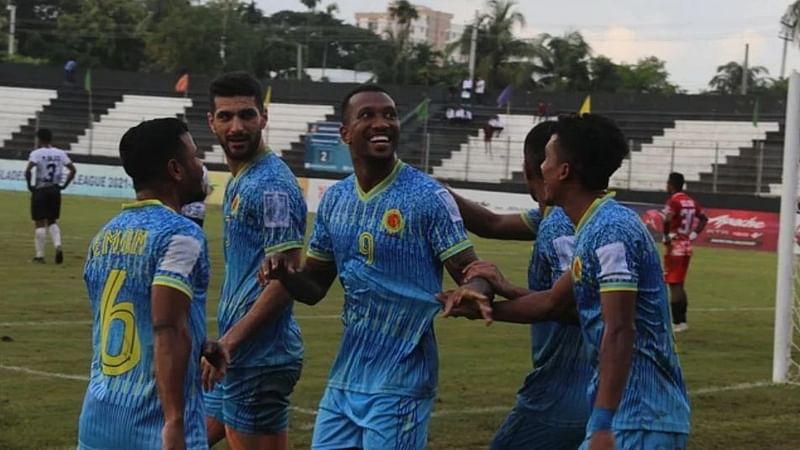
[774,71,800,383]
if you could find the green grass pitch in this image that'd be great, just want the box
[1,191,799,449]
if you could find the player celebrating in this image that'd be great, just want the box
[77,118,228,450]
[663,172,707,332]
[453,121,591,449]
[444,114,690,450]
[24,128,76,264]
[208,85,494,450]
[203,72,307,450]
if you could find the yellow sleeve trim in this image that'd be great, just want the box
[307,248,334,262]
[520,211,537,232]
[264,240,304,255]
[599,282,638,293]
[439,240,474,262]
[152,276,193,299]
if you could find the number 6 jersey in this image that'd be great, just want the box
[79,200,210,450]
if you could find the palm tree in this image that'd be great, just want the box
[708,61,769,94]
[387,0,418,83]
[454,0,532,87]
[530,31,592,91]
[299,0,320,11]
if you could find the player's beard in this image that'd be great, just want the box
[221,130,261,162]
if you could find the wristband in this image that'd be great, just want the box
[588,407,615,432]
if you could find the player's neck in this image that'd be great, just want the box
[226,145,266,177]
[562,189,606,227]
[135,188,181,213]
[353,156,397,194]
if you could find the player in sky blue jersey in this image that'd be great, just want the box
[446,114,690,450]
[78,118,228,450]
[208,85,495,450]
[202,72,306,450]
[451,122,591,450]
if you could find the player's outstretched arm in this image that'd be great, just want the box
[449,189,537,240]
[151,285,192,450]
[440,248,496,323]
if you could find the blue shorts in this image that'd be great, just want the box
[203,362,302,435]
[311,387,433,450]
[491,405,585,450]
[578,430,688,450]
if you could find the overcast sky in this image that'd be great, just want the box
[256,0,800,93]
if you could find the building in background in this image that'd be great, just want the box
[355,5,461,54]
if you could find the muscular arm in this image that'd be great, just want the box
[449,189,536,240]
[151,285,192,428]
[220,249,333,354]
[594,290,636,411]
[493,271,578,323]
[443,247,494,299]
[63,162,77,189]
[24,161,34,191]
[274,256,338,305]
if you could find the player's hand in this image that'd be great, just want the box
[201,340,231,392]
[436,287,493,325]
[161,420,187,450]
[257,252,299,287]
[588,430,614,450]
[689,231,698,241]
[462,260,512,298]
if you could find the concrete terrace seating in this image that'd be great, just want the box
[609,120,780,191]
[433,114,542,182]
[204,102,335,164]
[0,86,57,143]
[70,95,192,157]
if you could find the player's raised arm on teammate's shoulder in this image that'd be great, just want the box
[449,188,537,240]
[151,284,192,450]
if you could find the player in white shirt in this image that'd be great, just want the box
[24,128,77,264]
[181,165,211,228]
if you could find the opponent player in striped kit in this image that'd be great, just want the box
[78,118,227,450]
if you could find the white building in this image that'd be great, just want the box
[355,4,461,53]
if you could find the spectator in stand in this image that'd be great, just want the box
[475,77,486,105]
[64,59,77,85]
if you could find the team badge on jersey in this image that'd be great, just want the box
[572,256,583,283]
[263,191,290,228]
[230,193,240,215]
[382,208,405,235]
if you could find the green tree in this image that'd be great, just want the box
[618,56,679,94]
[55,0,147,71]
[387,0,418,84]
[142,2,223,74]
[708,61,769,94]
[530,31,591,91]
[299,0,320,11]
[589,55,622,92]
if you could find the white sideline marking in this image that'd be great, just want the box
[0,315,341,327]
[0,364,785,417]
[693,307,773,312]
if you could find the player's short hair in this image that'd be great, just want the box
[119,118,189,191]
[552,114,628,191]
[36,128,52,144]
[668,172,685,191]
[209,72,264,112]
[523,121,556,180]
[340,84,393,124]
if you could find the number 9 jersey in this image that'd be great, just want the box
[78,200,210,450]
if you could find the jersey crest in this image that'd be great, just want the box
[382,208,405,235]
